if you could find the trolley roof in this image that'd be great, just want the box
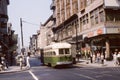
[44,42,71,50]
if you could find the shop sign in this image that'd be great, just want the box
[106,28,120,33]
[83,28,104,38]
[104,0,120,8]
[97,28,103,35]
[95,28,104,36]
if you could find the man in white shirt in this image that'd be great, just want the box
[26,52,31,69]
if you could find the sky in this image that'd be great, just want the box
[8,0,52,48]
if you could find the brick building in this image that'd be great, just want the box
[51,0,120,59]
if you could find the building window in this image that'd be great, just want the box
[106,10,120,21]
[61,10,65,21]
[58,31,61,41]
[99,11,105,22]
[73,1,78,14]
[70,25,73,35]
[86,0,91,6]
[86,14,89,24]
[90,6,104,26]
[90,16,94,26]
[94,9,99,24]
[72,23,75,35]
[80,14,89,29]
[95,15,98,24]
[65,27,68,37]
[67,25,71,36]
[64,24,72,37]
[66,7,71,18]
[115,13,120,21]
[63,29,66,38]
[66,0,70,5]
[61,0,64,9]
[106,13,114,21]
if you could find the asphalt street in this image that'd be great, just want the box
[0,57,120,80]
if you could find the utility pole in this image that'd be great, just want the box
[75,23,78,52]
[20,18,39,55]
[20,18,24,48]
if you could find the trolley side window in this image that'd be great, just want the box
[44,51,56,56]
[59,48,70,55]
[59,49,64,54]
[65,49,70,54]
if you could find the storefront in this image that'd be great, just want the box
[83,27,120,60]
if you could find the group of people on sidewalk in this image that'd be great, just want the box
[76,50,120,66]
[0,52,31,72]
[76,51,105,64]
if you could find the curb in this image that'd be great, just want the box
[75,62,117,68]
[0,68,28,74]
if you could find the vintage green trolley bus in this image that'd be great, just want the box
[43,42,72,67]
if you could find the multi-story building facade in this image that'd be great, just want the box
[0,0,21,66]
[0,0,9,50]
[36,15,54,56]
[0,0,10,64]
[29,34,37,55]
[2,23,18,66]
[37,25,47,49]
[37,15,54,49]
[0,0,18,65]
[51,0,120,59]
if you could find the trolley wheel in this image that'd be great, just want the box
[48,63,51,67]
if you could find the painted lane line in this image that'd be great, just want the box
[74,73,97,80]
[29,70,39,80]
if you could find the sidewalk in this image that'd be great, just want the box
[75,59,119,68]
[0,66,27,74]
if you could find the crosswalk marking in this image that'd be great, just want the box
[29,70,39,80]
[74,73,97,80]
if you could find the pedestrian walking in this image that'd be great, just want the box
[19,55,24,70]
[0,59,4,71]
[76,52,80,62]
[113,52,118,66]
[26,52,31,69]
[101,54,104,65]
[96,52,101,63]
[89,51,93,63]
[117,52,120,65]
[0,63,3,71]
[92,53,96,63]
